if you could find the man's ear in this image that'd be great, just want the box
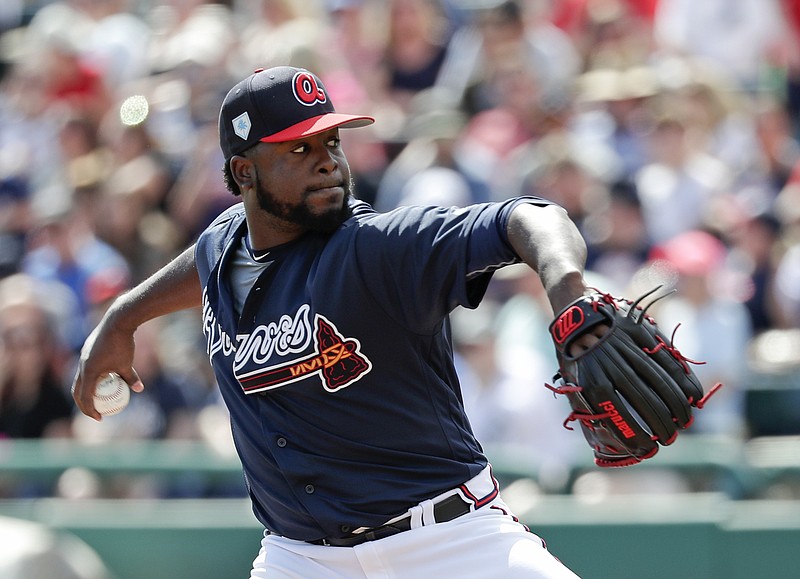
[230,155,254,190]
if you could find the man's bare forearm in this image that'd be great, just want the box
[109,244,203,331]
[72,244,202,419]
[506,203,589,314]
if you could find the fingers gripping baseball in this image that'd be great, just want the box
[72,321,143,420]
[547,288,722,467]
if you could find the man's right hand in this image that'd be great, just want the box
[71,311,143,421]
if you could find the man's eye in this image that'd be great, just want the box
[291,144,308,154]
[327,138,341,148]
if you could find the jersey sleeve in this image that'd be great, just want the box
[194,204,247,283]
[352,196,553,332]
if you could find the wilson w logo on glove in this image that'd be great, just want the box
[551,305,585,344]
[546,287,722,468]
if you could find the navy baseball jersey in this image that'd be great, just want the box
[195,196,551,542]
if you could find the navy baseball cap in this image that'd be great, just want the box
[219,66,374,161]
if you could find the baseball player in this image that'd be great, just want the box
[72,66,594,577]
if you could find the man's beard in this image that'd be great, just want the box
[254,177,353,234]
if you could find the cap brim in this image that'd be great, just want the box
[259,113,374,143]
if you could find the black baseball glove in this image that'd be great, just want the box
[547,287,721,467]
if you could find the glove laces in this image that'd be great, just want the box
[643,324,706,374]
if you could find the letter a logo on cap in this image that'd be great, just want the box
[293,71,327,106]
[232,112,252,140]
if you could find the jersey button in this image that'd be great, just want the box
[276,437,287,448]
[339,525,351,534]
[304,484,315,494]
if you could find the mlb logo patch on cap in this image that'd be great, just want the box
[232,112,252,140]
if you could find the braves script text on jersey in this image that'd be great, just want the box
[196,196,551,543]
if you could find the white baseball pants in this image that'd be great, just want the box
[249,468,579,578]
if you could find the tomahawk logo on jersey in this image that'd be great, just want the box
[236,311,372,394]
[202,296,372,395]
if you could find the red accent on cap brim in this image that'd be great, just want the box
[259,113,374,143]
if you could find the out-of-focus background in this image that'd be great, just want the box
[1,0,799,577]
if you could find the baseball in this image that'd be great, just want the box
[94,372,131,416]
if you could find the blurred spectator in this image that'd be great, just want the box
[657,69,760,192]
[774,242,800,328]
[456,104,533,201]
[635,115,731,244]
[322,0,385,97]
[570,66,660,182]
[149,0,236,76]
[22,203,130,350]
[93,111,179,280]
[57,112,108,185]
[95,173,177,282]
[649,230,753,437]
[750,96,800,197]
[773,168,800,325]
[773,220,800,329]
[0,176,31,277]
[82,0,152,88]
[374,88,488,210]
[24,17,111,128]
[27,0,152,88]
[0,274,74,439]
[449,0,579,117]
[780,0,800,138]
[453,50,581,204]
[726,212,785,333]
[489,263,556,367]
[653,0,788,93]
[0,51,65,201]
[378,0,452,110]
[584,179,651,291]
[555,0,656,71]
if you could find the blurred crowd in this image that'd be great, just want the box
[1,0,800,498]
